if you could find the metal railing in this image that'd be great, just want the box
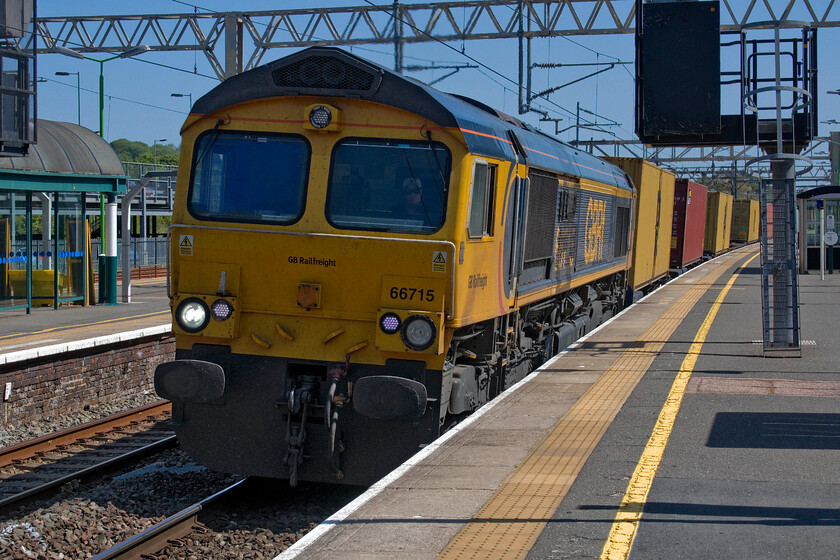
[92,238,168,272]
[84,162,179,212]
[122,162,178,180]
[12,238,167,273]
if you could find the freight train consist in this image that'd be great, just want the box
[154,47,753,486]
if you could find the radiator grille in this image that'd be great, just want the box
[524,172,558,263]
[272,56,376,92]
[614,205,630,258]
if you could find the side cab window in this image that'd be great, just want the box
[468,160,497,238]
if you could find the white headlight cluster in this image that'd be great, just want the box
[176,297,235,334]
[400,314,437,351]
[176,298,209,333]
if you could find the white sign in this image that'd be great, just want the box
[824,231,838,246]
[432,251,447,273]
[828,215,835,230]
[179,234,194,256]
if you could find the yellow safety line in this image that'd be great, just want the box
[599,252,759,560]
[0,310,170,341]
[437,249,755,560]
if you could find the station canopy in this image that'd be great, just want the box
[0,120,126,192]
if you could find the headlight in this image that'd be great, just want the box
[401,314,436,351]
[210,298,234,321]
[176,298,210,333]
[309,105,332,129]
[379,312,402,334]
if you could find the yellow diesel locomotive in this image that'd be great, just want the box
[155,47,635,485]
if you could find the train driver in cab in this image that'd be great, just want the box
[394,177,431,225]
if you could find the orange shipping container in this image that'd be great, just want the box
[605,158,675,291]
[671,179,708,268]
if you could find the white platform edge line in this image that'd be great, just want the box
[0,324,172,366]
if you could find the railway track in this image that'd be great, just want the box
[0,400,176,509]
[91,479,248,560]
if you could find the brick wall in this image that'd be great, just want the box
[0,334,175,429]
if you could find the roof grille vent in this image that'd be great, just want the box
[272,56,379,93]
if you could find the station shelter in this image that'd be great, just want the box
[797,185,840,273]
[0,120,127,311]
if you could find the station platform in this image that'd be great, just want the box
[0,277,170,363]
[277,245,840,560]
[0,247,836,559]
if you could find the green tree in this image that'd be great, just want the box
[109,139,180,164]
[15,214,42,236]
[110,139,151,161]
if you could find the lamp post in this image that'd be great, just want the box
[153,138,167,165]
[54,71,81,125]
[170,92,193,108]
[53,44,149,306]
[55,72,82,126]
[53,44,150,138]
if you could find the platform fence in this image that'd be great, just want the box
[10,238,168,274]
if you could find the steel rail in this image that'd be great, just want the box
[90,478,248,560]
[0,400,171,468]
[0,434,178,510]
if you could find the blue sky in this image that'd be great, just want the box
[34,1,840,155]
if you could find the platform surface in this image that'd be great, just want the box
[0,277,170,360]
[276,245,840,560]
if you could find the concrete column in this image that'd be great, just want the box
[120,178,152,303]
[103,196,118,304]
[140,189,148,266]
